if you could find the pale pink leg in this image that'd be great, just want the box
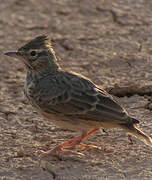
[40,128,100,157]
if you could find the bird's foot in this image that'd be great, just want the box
[39,145,84,157]
[78,143,101,150]
[39,135,85,157]
[39,128,100,157]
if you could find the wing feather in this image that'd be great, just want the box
[34,71,128,123]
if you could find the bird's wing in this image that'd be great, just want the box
[37,72,128,124]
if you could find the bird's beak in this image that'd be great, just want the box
[4,51,21,59]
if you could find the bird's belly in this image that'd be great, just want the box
[38,110,120,132]
[38,110,98,132]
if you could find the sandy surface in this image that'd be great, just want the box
[0,0,152,179]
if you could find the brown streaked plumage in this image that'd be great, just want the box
[5,35,152,156]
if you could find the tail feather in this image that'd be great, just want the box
[130,125,152,147]
[121,118,152,147]
[131,118,139,124]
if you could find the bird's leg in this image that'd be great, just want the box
[78,128,101,149]
[80,128,100,141]
[39,128,99,157]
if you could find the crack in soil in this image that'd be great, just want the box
[107,87,152,98]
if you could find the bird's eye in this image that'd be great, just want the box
[30,51,37,56]
[30,50,38,61]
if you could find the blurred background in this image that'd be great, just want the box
[0,0,152,179]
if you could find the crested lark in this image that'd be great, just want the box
[5,35,152,156]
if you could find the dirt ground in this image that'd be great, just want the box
[0,0,152,179]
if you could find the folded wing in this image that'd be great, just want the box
[36,72,129,124]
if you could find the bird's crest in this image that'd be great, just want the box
[18,35,52,51]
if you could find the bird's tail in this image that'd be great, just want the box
[121,118,152,147]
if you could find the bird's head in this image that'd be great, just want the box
[5,35,59,73]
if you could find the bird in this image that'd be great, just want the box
[5,35,152,156]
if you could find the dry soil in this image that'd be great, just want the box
[0,0,152,179]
